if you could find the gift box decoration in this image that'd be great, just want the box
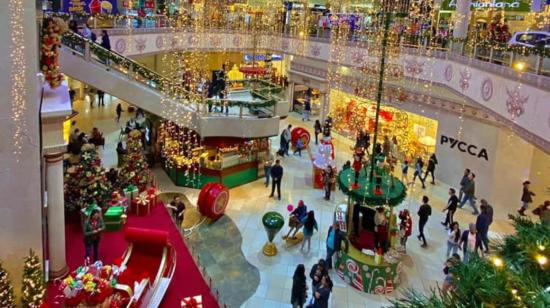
[181,295,203,308]
[123,184,139,201]
[147,187,158,205]
[133,193,151,216]
[104,206,125,231]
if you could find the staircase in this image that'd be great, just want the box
[59,32,282,138]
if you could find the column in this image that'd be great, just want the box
[453,0,471,40]
[320,92,329,123]
[45,152,69,279]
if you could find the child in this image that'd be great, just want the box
[294,138,304,157]
[398,209,412,252]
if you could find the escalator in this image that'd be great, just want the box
[59,32,281,138]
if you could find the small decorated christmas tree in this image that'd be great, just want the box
[64,144,113,210]
[120,129,152,189]
[21,250,45,308]
[0,261,15,308]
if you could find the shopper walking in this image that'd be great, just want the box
[293,138,304,156]
[322,166,334,200]
[283,125,292,156]
[264,152,274,187]
[325,223,347,269]
[97,90,105,106]
[310,275,332,308]
[300,211,318,252]
[309,259,327,294]
[446,222,460,257]
[290,264,307,308]
[459,173,479,215]
[269,159,283,200]
[302,96,311,121]
[401,158,410,184]
[116,103,123,123]
[410,157,426,188]
[83,210,105,262]
[532,200,550,223]
[424,153,438,185]
[442,188,459,228]
[476,200,492,253]
[417,196,432,247]
[458,168,471,201]
[518,180,535,216]
[314,120,322,145]
[100,30,111,67]
[459,223,482,263]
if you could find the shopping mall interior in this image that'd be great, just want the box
[1,0,550,307]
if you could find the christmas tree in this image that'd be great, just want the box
[120,129,152,189]
[0,261,15,308]
[391,216,550,307]
[64,144,113,211]
[21,250,45,308]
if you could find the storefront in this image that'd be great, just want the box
[329,90,438,160]
[329,89,550,221]
[438,0,535,35]
[159,121,270,188]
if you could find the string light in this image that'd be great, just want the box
[536,254,547,266]
[9,0,28,161]
[492,256,504,268]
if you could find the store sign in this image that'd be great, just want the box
[63,0,118,14]
[441,0,530,12]
[440,135,489,161]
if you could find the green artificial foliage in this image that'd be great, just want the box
[391,216,550,308]
[21,250,45,308]
[0,261,16,308]
[64,146,113,210]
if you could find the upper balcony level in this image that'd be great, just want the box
[93,27,550,150]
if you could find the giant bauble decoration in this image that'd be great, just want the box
[197,183,229,221]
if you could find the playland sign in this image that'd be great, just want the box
[441,0,530,11]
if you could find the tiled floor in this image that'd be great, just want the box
[72,94,517,308]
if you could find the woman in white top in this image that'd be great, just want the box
[446,222,460,257]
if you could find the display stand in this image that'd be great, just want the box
[334,166,406,294]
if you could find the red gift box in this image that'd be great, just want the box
[132,194,151,216]
[147,187,157,206]
[181,295,202,308]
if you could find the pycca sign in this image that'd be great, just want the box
[440,135,489,161]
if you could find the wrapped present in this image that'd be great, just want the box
[132,194,150,216]
[181,295,202,308]
[147,187,157,205]
[105,206,125,231]
[123,185,139,201]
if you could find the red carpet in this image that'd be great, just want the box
[46,203,219,308]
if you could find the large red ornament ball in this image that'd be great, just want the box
[290,127,311,147]
[197,182,229,221]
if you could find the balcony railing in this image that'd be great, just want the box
[60,31,284,118]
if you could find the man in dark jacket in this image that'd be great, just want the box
[417,196,432,247]
[325,223,348,269]
[442,188,459,228]
[459,173,479,215]
[518,180,535,216]
[458,168,471,201]
[476,202,492,253]
[309,259,328,292]
[269,159,283,200]
[423,153,438,185]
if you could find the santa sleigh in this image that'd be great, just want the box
[113,227,176,308]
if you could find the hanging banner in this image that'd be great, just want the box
[63,0,118,14]
[440,0,531,11]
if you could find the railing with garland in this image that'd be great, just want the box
[60,31,284,118]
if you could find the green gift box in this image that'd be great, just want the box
[123,185,139,201]
[104,206,124,231]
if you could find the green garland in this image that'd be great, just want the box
[337,168,407,207]
[391,216,550,307]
